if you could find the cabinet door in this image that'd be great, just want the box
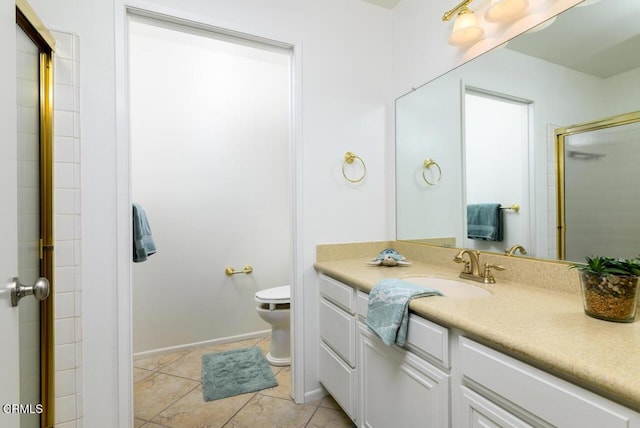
[459,386,534,428]
[359,325,449,428]
[319,298,356,366]
[459,337,640,428]
[319,341,357,420]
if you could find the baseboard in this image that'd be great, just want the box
[133,330,271,359]
[304,385,328,404]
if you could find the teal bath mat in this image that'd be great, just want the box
[201,346,278,401]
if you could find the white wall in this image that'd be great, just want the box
[27,0,392,425]
[129,18,292,353]
[51,31,84,427]
[395,75,463,243]
[604,67,640,115]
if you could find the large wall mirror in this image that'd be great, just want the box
[396,0,640,263]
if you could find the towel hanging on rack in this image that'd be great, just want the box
[133,202,157,263]
[467,203,503,242]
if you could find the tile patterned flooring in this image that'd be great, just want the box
[134,337,355,428]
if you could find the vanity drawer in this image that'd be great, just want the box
[357,291,449,369]
[405,314,449,369]
[459,337,638,427]
[319,341,356,420]
[319,274,355,313]
[356,291,368,320]
[319,298,356,366]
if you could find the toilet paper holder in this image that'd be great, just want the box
[225,265,254,276]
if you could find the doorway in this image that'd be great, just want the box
[463,88,531,254]
[127,10,294,398]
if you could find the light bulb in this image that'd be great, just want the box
[449,10,484,46]
[485,0,529,23]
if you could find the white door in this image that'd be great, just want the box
[16,21,47,428]
[0,11,52,428]
[0,2,21,425]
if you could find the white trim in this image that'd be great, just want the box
[115,4,305,426]
[133,330,270,360]
[290,38,305,404]
[305,387,329,405]
[114,2,133,427]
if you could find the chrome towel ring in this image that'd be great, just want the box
[422,158,442,185]
[342,151,367,183]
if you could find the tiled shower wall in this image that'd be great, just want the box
[52,30,83,428]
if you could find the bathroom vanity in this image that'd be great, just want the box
[315,242,640,427]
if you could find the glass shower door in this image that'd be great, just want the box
[558,113,640,262]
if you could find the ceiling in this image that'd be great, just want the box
[360,0,401,9]
[507,0,640,78]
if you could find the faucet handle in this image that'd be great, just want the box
[481,263,505,284]
[453,256,471,273]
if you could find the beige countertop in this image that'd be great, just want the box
[314,256,640,412]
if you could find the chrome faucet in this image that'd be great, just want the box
[505,244,527,256]
[453,249,505,284]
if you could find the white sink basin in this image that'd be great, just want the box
[401,276,492,299]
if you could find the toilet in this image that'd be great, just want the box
[255,285,291,366]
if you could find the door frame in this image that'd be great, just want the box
[461,84,534,253]
[15,1,55,427]
[114,2,304,425]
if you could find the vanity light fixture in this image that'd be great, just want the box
[443,0,484,46]
[485,0,529,23]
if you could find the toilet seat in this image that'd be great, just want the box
[254,285,291,366]
[255,285,290,304]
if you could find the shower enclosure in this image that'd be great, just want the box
[556,111,640,262]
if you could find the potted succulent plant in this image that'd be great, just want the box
[570,256,640,323]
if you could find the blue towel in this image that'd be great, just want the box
[366,279,443,346]
[467,203,503,241]
[133,203,157,263]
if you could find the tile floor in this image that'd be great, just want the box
[133,337,355,428]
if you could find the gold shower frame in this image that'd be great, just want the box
[16,1,56,427]
[555,110,640,260]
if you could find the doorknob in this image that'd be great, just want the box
[10,277,50,307]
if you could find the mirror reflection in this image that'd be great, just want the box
[396,0,640,262]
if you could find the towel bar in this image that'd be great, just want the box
[225,265,253,276]
[500,204,520,212]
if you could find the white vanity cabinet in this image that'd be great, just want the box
[457,337,640,428]
[318,274,358,421]
[357,291,450,428]
[317,273,640,428]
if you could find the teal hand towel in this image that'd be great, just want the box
[133,203,157,263]
[366,279,443,346]
[467,203,503,241]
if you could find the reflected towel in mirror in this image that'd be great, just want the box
[467,203,503,241]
